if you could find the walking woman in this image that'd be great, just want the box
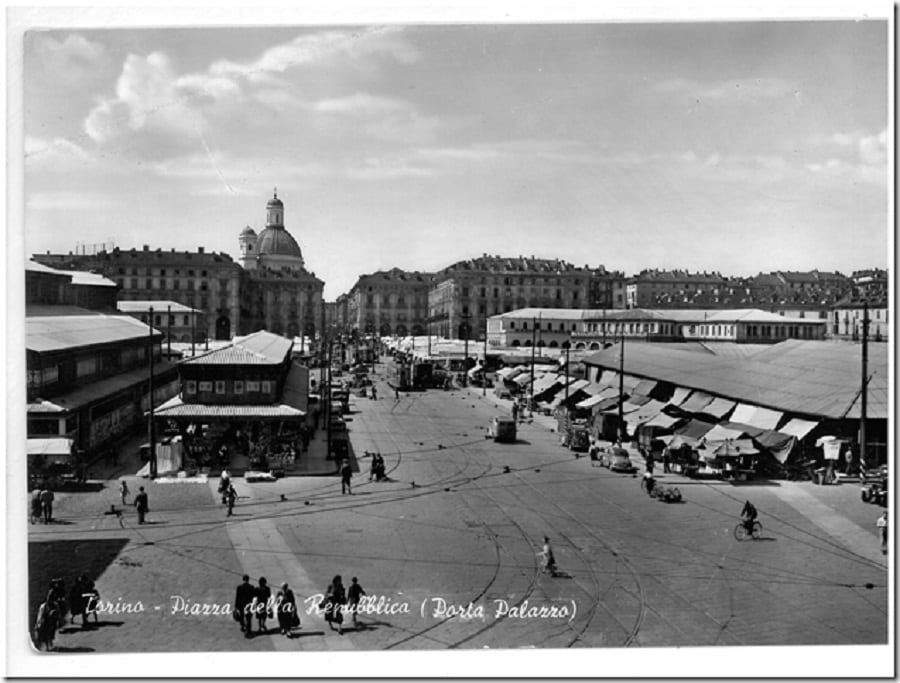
[323,575,347,635]
[276,582,298,636]
[255,577,272,634]
[33,591,61,651]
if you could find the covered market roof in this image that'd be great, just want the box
[184,330,293,366]
[583,340,888,420]
[27,314,160,353]
[153,396,304,419]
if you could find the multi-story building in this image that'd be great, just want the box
[26,312,178,456]
[428,255,605,341]
[625,270,729,309]
[488,307,827,349]
[343,268,433,338]
[237,192,324,339]
[32,247,242,340]
[831,296,890,341]
[116,300,205,345]
[26,260,119,312]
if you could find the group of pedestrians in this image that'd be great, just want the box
[33,575,101,651]
[234,575,298,638]
[29,487,55,524]
[233,574,367,639]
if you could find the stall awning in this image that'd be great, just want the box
[27,437,74,457]
[603,400,642,414]
[632,379,658,398]
[700,438,759,459]
[702,424,748,443]
[154,396,304,419]
[721,421,767,438]
[700,397,737,420]
[576,394,607,409]
[675,418,717,440]
[497,366,525,381]
[624,400,668,432]
[730,404,783,431]
[669,387,692,406]
[643,412,683,429]
[513,373,533,386]
[680,391,714,413]
[779,418,819,440]
[754,430,797,464]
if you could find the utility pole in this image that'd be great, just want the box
[166,304,171,358]
[483,315,488,397]
[529,316,537,409]
[617,326,625,445]
[191,309,196,357]
[564,343,571,432]
[326,330,333,461]
[461,311,471,387]
[148,306,157,479]
[858,300,869,473]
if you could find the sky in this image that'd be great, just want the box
[20,10,891,300]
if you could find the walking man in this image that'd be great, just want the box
[371,384,377,400]
[234,575,255,637]
[40,487,54,524]
[225,484,237,517]
[511,401,519,423]
[340,460,353,495]
[134,486,149,525]
[119,479,129,505]
[347,576,366,629]
[877,511,888,555]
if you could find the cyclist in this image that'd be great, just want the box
[741,500,758,534]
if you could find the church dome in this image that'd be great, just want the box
[267,194,284,208]
[240,225,256,237]
[257,226,303,258]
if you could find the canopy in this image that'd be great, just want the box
[27,438,73,459]
[779,418,819,440]
[602,400,641,414]
[721,421,767,438]
[513,373,533,387]
[669,387,692,406]
[754,430,797,464]
[730,404,783,431]
[664,433,703,449]
[497,366,525,381]
[707,438,759,458]
[631,379,658,398]
[700,397,737,419]
[675,418,717,440]
[680,391,715,413]
[576,394,607,409]
[702,424,748,443]
[643,412,683,429]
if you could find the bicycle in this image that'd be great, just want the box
[734,520,763,541]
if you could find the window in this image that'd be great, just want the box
[215,381,226,394]
[261,381,272,393]
[173,280,180,290]
[76,357,97,377]
[199,381,213,392]
[130,278,138,288]
[146,279,152,289]
[185,380,197,394]
[246,380,261,392]
[183,315,190,325]
[154,315,161,325]
[234,381,244,394]
[168,315,175,325]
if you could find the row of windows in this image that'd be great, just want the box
[120,278,229,292]
[184,379,272,395]
[509,320,580,332]
[118,267,213,277]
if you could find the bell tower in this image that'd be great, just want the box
[266,188,284,228]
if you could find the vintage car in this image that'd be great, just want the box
[600,446,637,473]
[487,416,517,443]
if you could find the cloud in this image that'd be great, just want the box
[27,190,112,211]
[804,128,886,184]
[24,136,93,166]
[209,26,417,80]
[313,93,410,115]
[858,129,887,165]
[655,77,796,104]
[29,32,107,83]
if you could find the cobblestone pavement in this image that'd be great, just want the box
[20,361,890,675]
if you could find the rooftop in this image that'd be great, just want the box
[183,330,293,366]
[117,301,203,314]
[27,314,160,353]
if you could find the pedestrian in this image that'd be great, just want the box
[134,486,149,525]
[877,511,888,554]
[371,384,377,400]
[33,591,61,652]
[347,577,366,629]
[68,575,87,627]
[645,454,654,475]
[538,536,558,576]
[30,488,42,524]
[322,575,346,635]
[40,487,54,524]
[255,577,272,634]
[233,575,255,637]
[662,450,671,474]
[218,469,231,504]
[276,582,298,636]
[119,479,129,505]
[225,484,237,517]
[340,460,353,495]
[511,401,519,423]
[394,386,399,400]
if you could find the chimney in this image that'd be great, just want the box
[143,245,149,251]
[198,247,205,254]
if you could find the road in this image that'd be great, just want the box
[22,365,889,670]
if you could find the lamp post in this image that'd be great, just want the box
[483,315,488,397]
[529,316,537,410]
[617,326,625,445]
[461,311,471,387]
[858,300,870,473]
[148,306,157,479]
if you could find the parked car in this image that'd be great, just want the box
[600,446,636,473]
[487,416,517,443]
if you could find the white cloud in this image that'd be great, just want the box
[655,77,796,104]
[27,190,112,211]
[30,32,107,82]
[858,129,887,165]
[313,93,410,115]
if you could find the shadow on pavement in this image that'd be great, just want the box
[29,538,130,650]
[52,646,96,653]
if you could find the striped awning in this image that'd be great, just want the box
[779,418,819,440]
